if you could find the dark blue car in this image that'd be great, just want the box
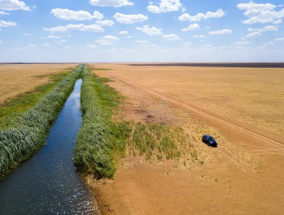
[202,135,217,147]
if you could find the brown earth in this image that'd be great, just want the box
[87,64,284,215]
[0,64,77,104]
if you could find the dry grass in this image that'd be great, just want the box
[0,64,78,104]
[90,63,284,135]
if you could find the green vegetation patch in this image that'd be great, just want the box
[0,65,83,181]
[73,67,126,179]
[0,72,70,129]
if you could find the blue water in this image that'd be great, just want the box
[0,79,99,215]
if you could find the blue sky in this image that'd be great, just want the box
[0,0,283,62]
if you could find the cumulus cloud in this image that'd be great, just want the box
[246,32,261,38]
[47,35,60,39]
[0,40,2,43]
[103,35,119,40]
[0,20,16,27]
[147,0,185,13]
[56,39,66,43]
[51,9,103,20]
[179,9,225,21]
[234,41,251,45]
[237,1,284,24]
[95,39,113,45]
[274,38,284,41]
[0,11,9,15]
[248,25,278,32]
[273,19,282,24]
[142,44,159,48]
[193,35,205,38]
[42,43,51,47]
[0,0,31,11]
[209,29,233,35]
[43,24,104,33]
[183,42,191,46]
[136,25,163,35]
[135,40,148,43]
[90,0,133,7]
[119,31,128,34]
[163,34,180,41]
[181,23,200,31]
[95,20,114,26]
[114,13,148,24]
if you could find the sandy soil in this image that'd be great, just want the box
[87,64,284,215]
[0,64,77,103]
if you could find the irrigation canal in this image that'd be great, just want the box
[0,79,99,214]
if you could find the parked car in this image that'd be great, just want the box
[202,135,217,147]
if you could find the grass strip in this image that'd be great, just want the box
[0,65,84,181]
[74,67,129,179]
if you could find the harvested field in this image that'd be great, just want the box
[0,64,77,104]
[86,64,284,215]
[90,63,284,136]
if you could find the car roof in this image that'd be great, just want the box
[203,135,213,138]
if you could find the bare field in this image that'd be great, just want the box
[89,64,284,215]
[91,63,284,136]
[0,64,78,103]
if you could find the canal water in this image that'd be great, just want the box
[0,79,99,215]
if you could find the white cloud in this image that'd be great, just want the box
[56,39,66,43]
[148,0,185,13]
[273,19,282,24]
[114,13,148,24]
[67,35,72,37]
[90,0,133,7]
[119,31,128,34]
[95,20,114,26]
[86,44,97,48]
[23,33,33,36]
[28,44,37,47]
[179,9,225,21]
[248,25,278,32]
[0,20,16,27]
[135,40,148,43]
[274,38,284,41]
[209,29,233,35]
[268,41,274,45]
[193,35,205,38]
[96,39,113,45]
[43,43,51,47]
[125,36,132,38]
[163,34,180,41]
[136,25,162,35]
[0,11,9,15]
[234,41,251,45]
[143,44,159,48]
[51,9,103,20]
[47,35,60,39]
[0,0,31,11]
[205,26,210,29]
[181,23,200,31]
[183,42,191,46]
[246,32,261,38]
[0,40,2,43]
[103,35,119,40]
[237,2,284,24]
[43,24,104,33]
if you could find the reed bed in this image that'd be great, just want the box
[0,65,83,181]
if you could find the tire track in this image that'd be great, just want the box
[109,73,284,153]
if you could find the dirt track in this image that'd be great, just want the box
[89,64,284,215]
[109,72,284,152]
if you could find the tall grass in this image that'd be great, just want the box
[0,65,84,181]
[73,67,128,179]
